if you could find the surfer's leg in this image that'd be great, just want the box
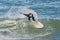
[28,17,30,21]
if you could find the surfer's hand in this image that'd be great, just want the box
[20,12,24,14]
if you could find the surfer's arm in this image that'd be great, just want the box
[31,15,35,21]
[23,14,28,16]
[20,13,28,16]
[32,16,35,21]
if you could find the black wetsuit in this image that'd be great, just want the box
[24,14,35,21]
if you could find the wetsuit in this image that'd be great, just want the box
[23,14,35,21]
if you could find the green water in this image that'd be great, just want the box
[0,19,60,40]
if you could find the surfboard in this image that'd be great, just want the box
[31,20,44,28]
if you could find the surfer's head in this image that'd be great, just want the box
[29,13,33,17]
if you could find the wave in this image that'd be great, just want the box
[0,20,17,28]
[0,19,55,40]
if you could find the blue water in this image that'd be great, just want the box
[0,0,60,40]
[0,0,60,19]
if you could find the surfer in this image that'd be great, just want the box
[20,13,35,21]
[20,12,44,28]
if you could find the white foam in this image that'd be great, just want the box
[0,20,17,27]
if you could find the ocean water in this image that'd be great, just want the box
[0,0,60,40]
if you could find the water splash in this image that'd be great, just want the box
[6,6,38,20]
